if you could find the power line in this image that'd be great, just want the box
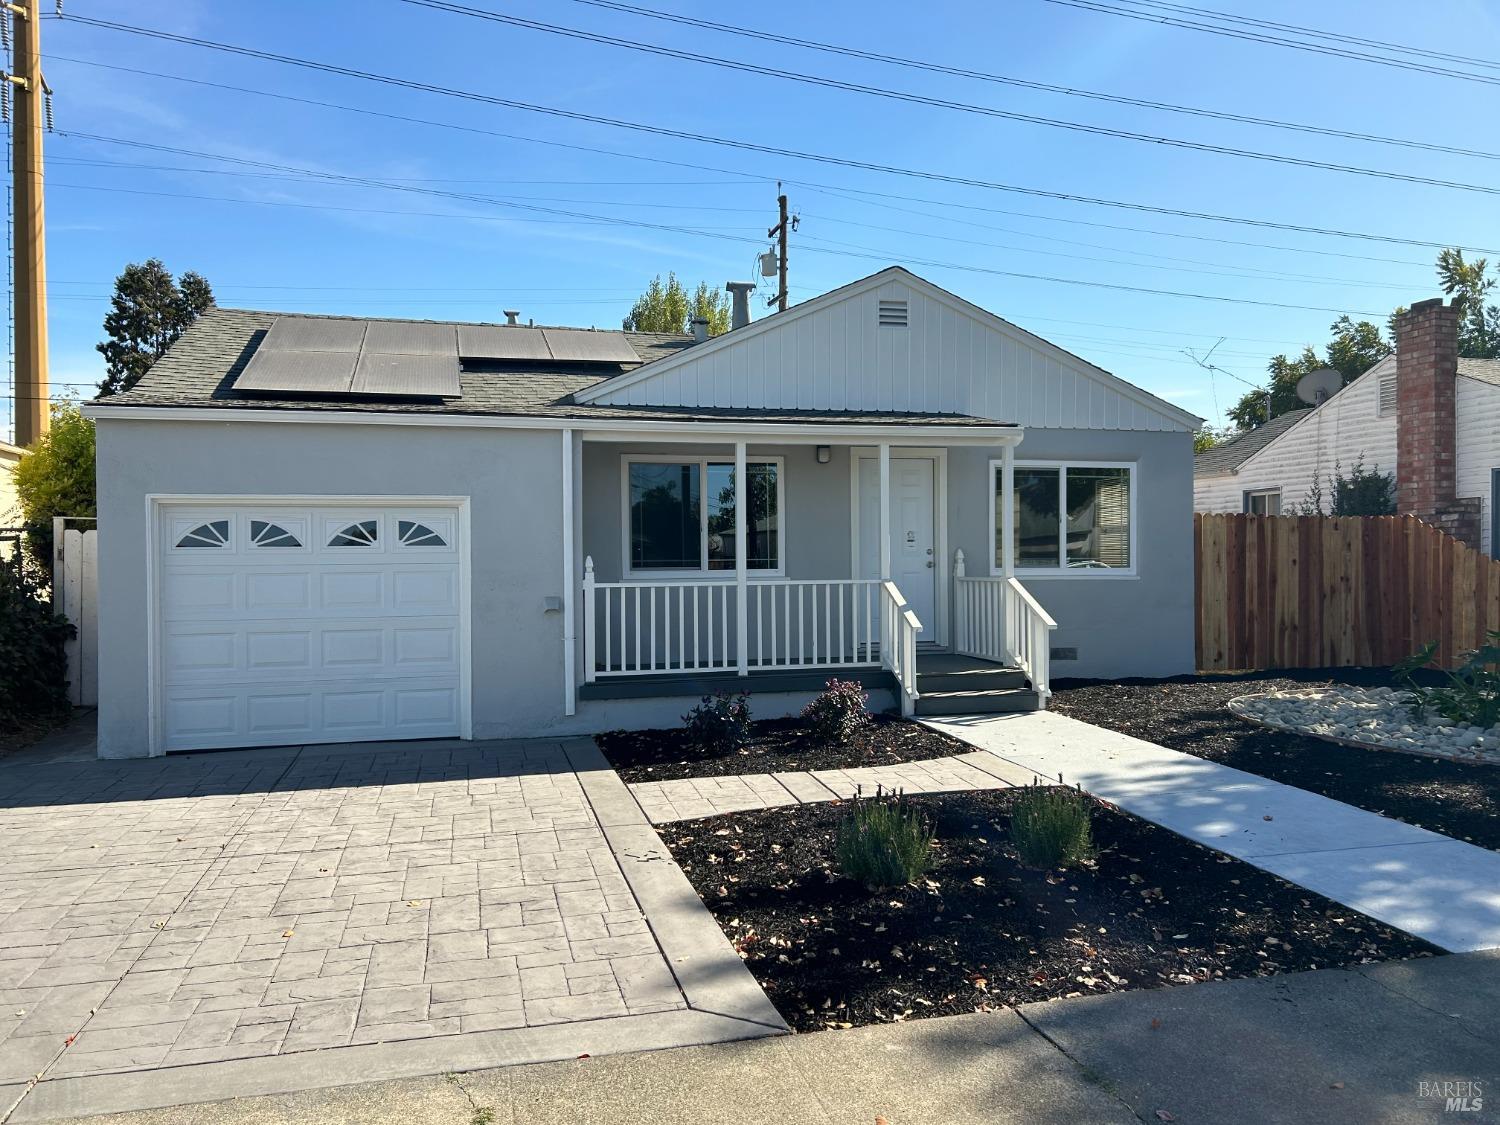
[401,0,1500,197]
[50,17,1500,254]
[40,53,1467,271]
[48,151,1428,293]
[563,0,1500,163]
[1042,0,1500,86]
[54,131,1391,316]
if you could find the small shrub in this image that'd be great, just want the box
[835,786,934,889]
[681,690,752,753]
[1394,633,1500,728]
[801,678,871,744]
[0,552,73,725]
[1009,784,1094,868]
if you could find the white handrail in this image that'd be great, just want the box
[952,549,1056,701]
[879,580,922,716]
[582,561,885,678]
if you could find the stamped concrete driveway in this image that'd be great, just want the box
[0,732,782,1123]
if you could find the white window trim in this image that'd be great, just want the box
[1243,487,1282,516]
[989,459,1138,579]
[620,453,787,579]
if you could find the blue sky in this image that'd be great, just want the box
[13,0,1500,439]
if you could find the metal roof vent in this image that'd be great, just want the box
[1378,369,1397,417]
[504,310,520,325]
[878,298,909,327]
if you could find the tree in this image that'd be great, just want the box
[13,401,95,569]
[622,273,731,335]
[1436,248,1500,359]
[1194,425,1234,453]
[96,259,215,396]
[1227,315,1392,429]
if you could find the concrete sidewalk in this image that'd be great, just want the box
[48,951,1500,1124]
[926,710,1500,953]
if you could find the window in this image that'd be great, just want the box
[1244,489,1282,516]
[993,462,1133,573]
[176,520,229,548]
[626,457,782,573]
[249,520,301,548]
[328,520,378,547]
[398,520,447,547]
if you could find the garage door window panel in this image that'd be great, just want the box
[176,520,230,549]
[328,520,379,548]
[250,520,303,548]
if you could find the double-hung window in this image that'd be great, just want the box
[626,456,782,574]
[993,461,1135,574]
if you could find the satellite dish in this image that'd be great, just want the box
[1295,367,1342,406]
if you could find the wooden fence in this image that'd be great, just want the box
[1195,513,1500,672]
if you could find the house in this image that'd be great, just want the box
[83,266,1201,759]
[0,438,19,525]
[1194,299,1500,555]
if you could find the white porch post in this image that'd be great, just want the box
[735,440,748,676]
[1001,442,1016,579]
[561,428,577,715]
[878,442,891,580]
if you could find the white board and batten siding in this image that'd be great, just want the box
[580,269,1198,433]
[1194,360,1398,514]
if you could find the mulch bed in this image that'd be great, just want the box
[1049,669,1500,852]
[663,788,1437,1032]
[597,714,967,783]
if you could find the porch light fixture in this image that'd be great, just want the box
[815,445,831,464]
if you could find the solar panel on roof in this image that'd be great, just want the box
[351,352,461,397]
[236,349,358,394]
[457,324,551,361]
[540,328,638,363]
[361,321,458,356]
[258,318,366,352]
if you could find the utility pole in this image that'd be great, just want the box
[766,187,795,314]
[6,0,47,446]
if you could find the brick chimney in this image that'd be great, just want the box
[1394,297,1481,546]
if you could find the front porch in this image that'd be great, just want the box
[562,426,1057,719]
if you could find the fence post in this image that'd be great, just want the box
[952,548,966,653]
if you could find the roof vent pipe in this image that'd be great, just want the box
[503,310,520,325]
[726,282,755,330]
[689,316,710,344]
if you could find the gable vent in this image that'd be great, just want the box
[1378,370,1397,417]
[877,299,909,327]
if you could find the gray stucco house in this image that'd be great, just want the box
[84,266,1201,758]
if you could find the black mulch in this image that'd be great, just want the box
[597,714,967,784]
[1049,668,1500,852]
[663,788,1437,1032]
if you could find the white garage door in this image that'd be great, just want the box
[156,503,464,752]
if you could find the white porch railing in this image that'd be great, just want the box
[952,549,1057,700]
[879,580,922,717]
[581,558,924,714]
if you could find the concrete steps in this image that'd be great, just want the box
[914,653,1042,717]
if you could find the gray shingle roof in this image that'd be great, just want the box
[97,307,1009,428]
[1193,407,1314,476]
[1459,357,1500,388]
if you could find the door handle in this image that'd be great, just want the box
[926,560,934,568]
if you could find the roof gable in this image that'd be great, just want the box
[574,267,1201,432]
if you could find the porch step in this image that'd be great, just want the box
[914,687,1042,716]
[914,653,1028,694]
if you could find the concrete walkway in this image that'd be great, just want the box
[45,950,1500,1124]
[0,735,783,1124]
[628,751,1038,823]
[926,711,1500,953]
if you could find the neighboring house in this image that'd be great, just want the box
[0,439,21,557]
[1194,299,1500,556]
[83,266,1201,759]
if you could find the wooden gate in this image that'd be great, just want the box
[1195,513,1500,672]
[51,519,98,706]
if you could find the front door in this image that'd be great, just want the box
[858,457,938,637]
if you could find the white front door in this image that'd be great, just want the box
[155,502,464,752]
[857,457,938,637]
